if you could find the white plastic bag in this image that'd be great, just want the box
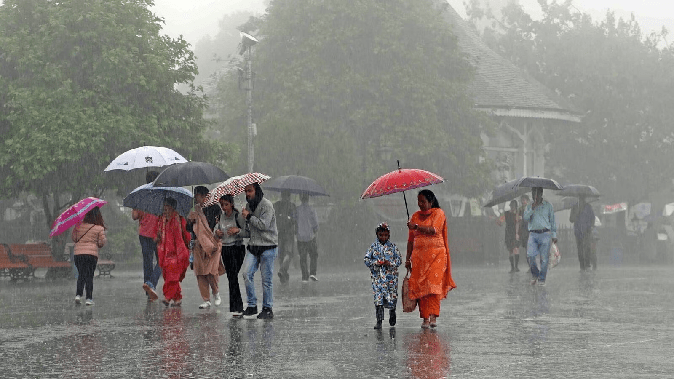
[549,242,561,269]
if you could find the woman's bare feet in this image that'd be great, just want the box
[429,315,437,328]
[421,318,430,329]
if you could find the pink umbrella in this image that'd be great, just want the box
[49,197,108,238]
[204,173,271,206]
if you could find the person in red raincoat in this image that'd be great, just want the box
[155,198,191,307]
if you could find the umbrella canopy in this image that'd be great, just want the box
[511,176,563,190]
[483,179,531,208]
[153,162,229,187]
[203,173,271,206]
[104,146,187,172]
[558,184,601,198]
[123,183,193,218]
[361,162,443,218]
[263,175,329,197]
[554,196,600,212]
[50,197,107,238]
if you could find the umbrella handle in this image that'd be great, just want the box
[403,191,410,219]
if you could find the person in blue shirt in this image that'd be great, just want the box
[522,187,557,286]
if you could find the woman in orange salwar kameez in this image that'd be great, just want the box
[155,198,191,307]
[405,189,456,329]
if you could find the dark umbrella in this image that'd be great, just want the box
[123,184,193,218]
[512,176,563,190]
[263,175,329,197]
[483,179,531,208]
[558,184,601,198]
[153,161,229,187]
[554,196,600,212]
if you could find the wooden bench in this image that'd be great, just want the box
[0,243,33,280]
[9,243,71,279]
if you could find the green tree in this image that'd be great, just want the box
[215,0,492,201]
[0,0,229,256]
[466,0,674,204]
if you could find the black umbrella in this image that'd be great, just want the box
[263,175,329,197]
[153,162,229,187]
[554,196,600,212]
[483,179,531,208]
[558,184,601,198]
[512,176,563,190]
[123,184,194,217]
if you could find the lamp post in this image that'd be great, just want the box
[239,32,258,173]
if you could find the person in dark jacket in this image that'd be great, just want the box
[570,196,595,271]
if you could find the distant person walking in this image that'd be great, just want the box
[405,189,456,329]
[156,198,191,307]
[188,186,224,309]
[241,183,278,319]
[364,222,402,329]
[274,191,296,284]
[522,187,557,286]
[133,170,161,301]
[72,207,107,306]
[296,193,319,282]
[215,194,248,316]
[570,196,596,271]
[504,200,520,273]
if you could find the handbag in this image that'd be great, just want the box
[402,269,417,313]
[549,242,561,269]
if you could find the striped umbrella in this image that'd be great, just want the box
[204,173,271,206]
[50,197,108,238]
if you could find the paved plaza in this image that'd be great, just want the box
[0,263,672,378]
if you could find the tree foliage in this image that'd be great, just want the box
[0,0,226,238]
[466,0,674,203]
[215,0,493,201]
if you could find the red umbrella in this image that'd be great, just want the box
[361,161,443,218]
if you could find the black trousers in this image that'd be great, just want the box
[576,234,592,270]
[297,238,318,280]
[74,254,98,300]
[222,245,246,312]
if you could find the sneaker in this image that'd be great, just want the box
[257,307,273,319]
[231,309,244,317]
[538,281,546,287]
[85,299,94,306]
[309,275,318,282]
[301,279,309,283]
[199,301,211,309]
[75,295,81,305]
[530,278,537,285]
[214,293,222,306]
[143,283,159,301]
[242,306,258,319]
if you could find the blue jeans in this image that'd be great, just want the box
[140,235,161,289]
[242,247,278,309]
[527,231,552,282]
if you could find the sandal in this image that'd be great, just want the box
[421,319,430,329]
[430,315,437,328]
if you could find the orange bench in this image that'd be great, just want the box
[9,243,71,272]
[0,244,32,280]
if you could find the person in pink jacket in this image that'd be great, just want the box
[71,207,107,306]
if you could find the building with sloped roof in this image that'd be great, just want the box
[441,2,580,189]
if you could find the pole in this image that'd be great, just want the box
[398,160,410,219]
[246,45,254,173]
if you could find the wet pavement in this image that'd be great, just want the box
[0,264,673,378]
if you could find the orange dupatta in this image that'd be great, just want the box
[407,208,456,300]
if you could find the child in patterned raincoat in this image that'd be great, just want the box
[364,222,402,329]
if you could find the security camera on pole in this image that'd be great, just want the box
[239,31,258,173]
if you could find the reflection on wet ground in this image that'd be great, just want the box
[0,265,673,377]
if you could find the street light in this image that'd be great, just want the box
[239,31,258,173]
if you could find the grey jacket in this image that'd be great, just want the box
[245,197,278,247]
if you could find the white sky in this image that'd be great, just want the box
[151,0,674,46]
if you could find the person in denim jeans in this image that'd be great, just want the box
[522,187,557,286]
[133,171,161,301]
[240,183,278,319]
